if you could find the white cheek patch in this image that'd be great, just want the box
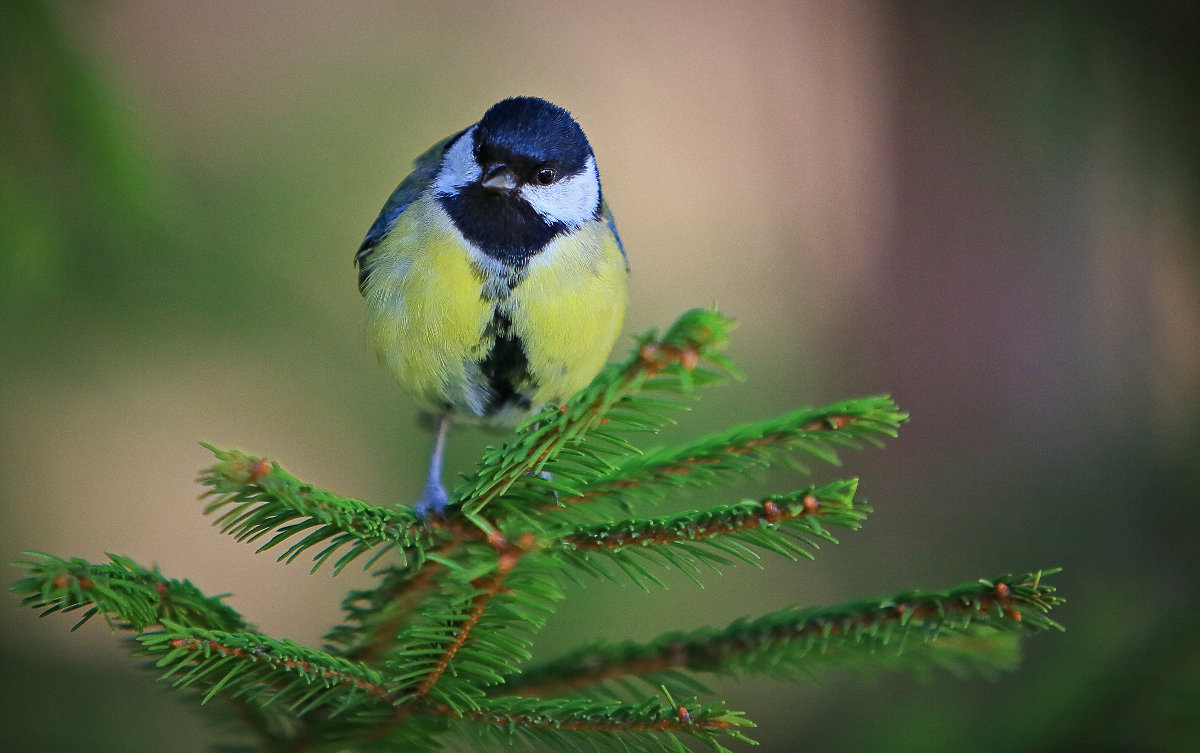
[519,155,600,229]
[433,126,480,195]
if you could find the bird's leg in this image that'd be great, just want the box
[414,413,452,518]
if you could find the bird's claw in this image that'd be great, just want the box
[414,479,450,519]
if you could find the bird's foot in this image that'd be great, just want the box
[538,470,560,505]
[414,478,450,519]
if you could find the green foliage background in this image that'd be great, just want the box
[2,1,1198,751]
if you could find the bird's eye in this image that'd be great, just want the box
[535,168,557,185]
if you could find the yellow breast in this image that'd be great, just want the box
[510,222,628,407]
[362,196,627,422]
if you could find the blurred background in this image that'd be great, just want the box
[2,1,1198,750]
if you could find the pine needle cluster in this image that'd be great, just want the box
[11,309,1064,752]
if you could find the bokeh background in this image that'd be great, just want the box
[3,1,1198,751]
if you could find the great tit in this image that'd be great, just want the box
[355,96,628,516]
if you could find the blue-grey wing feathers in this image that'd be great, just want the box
[355,128,469,293]
[600,198,628,274]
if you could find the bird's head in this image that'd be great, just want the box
[435,97,602,262]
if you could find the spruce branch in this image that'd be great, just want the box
[325,559,452,663]
[566,397,906,511]
[452,309,739,520]
[142,624,393,713]
[12,551,246,632]
[442,694,754,753]
[380,541,566,714]
[198,446,433,573]
[409,562,512,703]
[551,480,866,589]
[11,308,1066,753]
[508,571,1063,698]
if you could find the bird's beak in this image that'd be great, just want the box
[480,164,518,192]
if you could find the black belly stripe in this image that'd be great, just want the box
[479,311,534,416]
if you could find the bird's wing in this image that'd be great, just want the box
[600,197,629,274]
[354,127,469,293]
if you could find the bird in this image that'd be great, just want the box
[354,96,628,517]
